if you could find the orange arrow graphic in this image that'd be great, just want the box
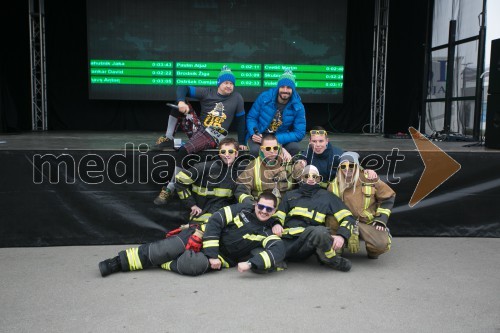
[408,127,461,207]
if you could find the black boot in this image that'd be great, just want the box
[316,249,352,272]
[99,256,122,277]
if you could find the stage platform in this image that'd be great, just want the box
[1,131,499,247]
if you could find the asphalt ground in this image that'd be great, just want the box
[1,237,499,333]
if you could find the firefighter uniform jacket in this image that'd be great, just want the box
[275,184,356,241]
[327,173,396,227]
[202,203,285,271]
[175,158,239,224]
[234,156,304,203]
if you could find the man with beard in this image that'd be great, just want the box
[98,192,286,277]
[153,66,248,205]
[235,133,305,204]
[272,165,355,272]
[327,152,396,259]
[245,69,306,159]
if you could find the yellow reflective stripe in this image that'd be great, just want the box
[238,193,253,203]
[262,234,281,247]
[324,248,336,259]
[362,184,373,210]
[334,209,352,221]
[191,213,212,223]
[315,212,326,223]
[192,184,233,197]
[160,261,172,271]
[254,157,262,193]
[176,171,194,184]
[331,181,340,196]
[233,215,243,228]
[126,248,143,271]
[177,188,191,199]
[203,240,219,248]
[377,208,391,217]
[282,227,305,235]
[319,181,328,188]
[289,207,314,219]
[243,234,266,242]
[275,211,287,224]
[200,224,207,232]
[218,255,230,268]
[364,210,374,221]
[259,251,272,269]
[223,206,233,224]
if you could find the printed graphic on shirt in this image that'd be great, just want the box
[268,110,283,133]
[204,102,227,128]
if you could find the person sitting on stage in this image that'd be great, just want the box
[153,65,248,205]
[98,192,286,277]
[272,165,355,272]
[246,69,306,159]
[173,137,242,227]
[326,151,396,259]
[234,133,305,204]
[298,126,377,188]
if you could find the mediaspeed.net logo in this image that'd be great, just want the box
[30,128,461,207]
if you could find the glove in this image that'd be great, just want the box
[185,229,203,252]
[165,228,182,238]
[348,234,360,253]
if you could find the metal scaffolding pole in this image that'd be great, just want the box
[370,0,390,134]
[29,0,47,131]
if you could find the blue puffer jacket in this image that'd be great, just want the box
[246,88,306,145]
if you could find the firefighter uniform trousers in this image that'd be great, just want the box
[282,223,338,265]
[116,228,210,276]
[327,218,391,257]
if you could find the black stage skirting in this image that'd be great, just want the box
[1,133,499,246]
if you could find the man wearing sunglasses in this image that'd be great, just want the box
[98,192,286,277]
[174,137,242,226]
[327,152,395,259]
[245,69,306,159]
[235,133,305,204]
[272,165,355,272]
[299,126,376,188]
[153,66,248,205]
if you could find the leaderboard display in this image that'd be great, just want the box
[87,0,347,103]
[90,60,343,88]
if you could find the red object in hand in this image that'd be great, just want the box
[165,228,182,238]
[185,234,203,252]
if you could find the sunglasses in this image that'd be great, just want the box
[302,173,321,180]
[219,149,236,155]
[310,130,327,135]
[257,203,275,213]
[260,145,280,152]
[340,163,356,170]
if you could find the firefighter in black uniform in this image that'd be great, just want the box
[273,165,355,272]
[98,192,285,277]
[174,137,243,227]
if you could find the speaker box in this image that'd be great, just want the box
[489,38,500,95]
[485,94,500,149]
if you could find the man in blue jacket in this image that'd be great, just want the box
[246,69,306,158]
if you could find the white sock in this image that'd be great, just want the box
[167,166,182,191]
[165,115,178,139]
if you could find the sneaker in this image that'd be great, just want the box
[154,187,173,205]
[99,256,122,277]
[316,249,352,272]
[153,135,174,150]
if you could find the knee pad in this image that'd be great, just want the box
[175,250,210,276]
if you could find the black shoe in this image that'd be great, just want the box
[153,135,174,150]
[99,256,122,277]
[316,249,352,272]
